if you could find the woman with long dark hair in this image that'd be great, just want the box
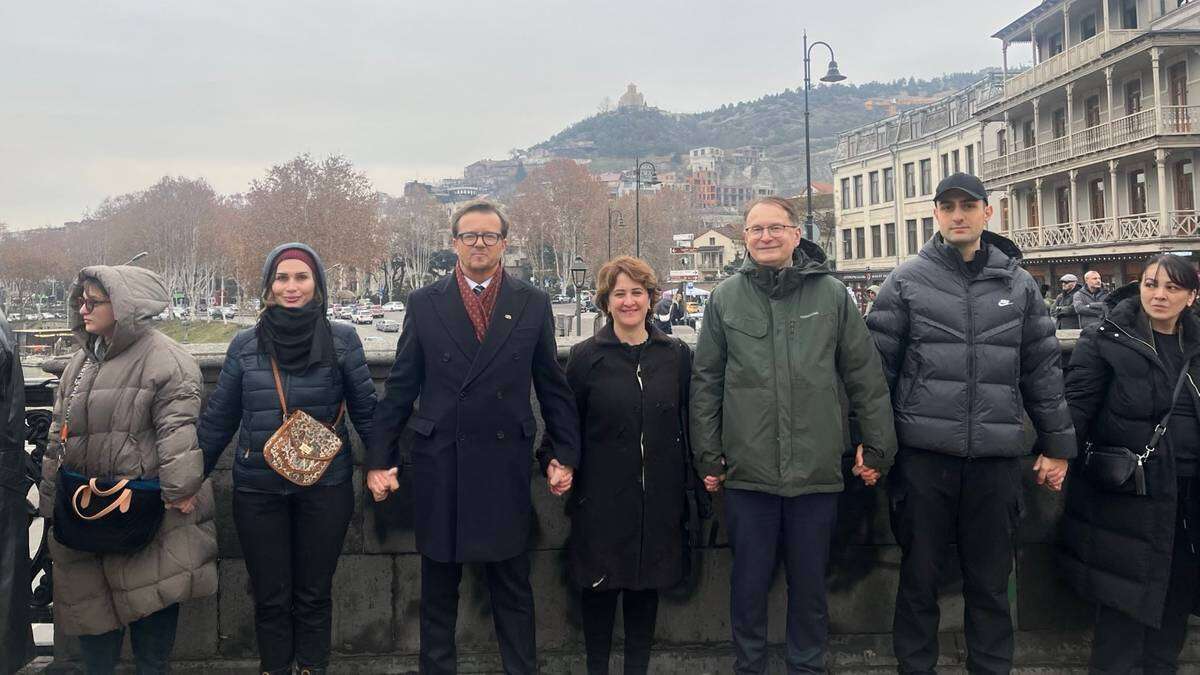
[1061,254,1200,672]
[540,255,701,674]
[198,244,376,675]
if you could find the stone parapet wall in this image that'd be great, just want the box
[45,330,1197,672]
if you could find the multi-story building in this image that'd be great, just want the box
[831,75,1006,290]
[688,147,725,172]
[692,226,746,280]
[976,0,1200,286]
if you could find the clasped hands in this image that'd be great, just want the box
[546,459,573,496]
[1033,454,1068,492]
[367,467,400,502]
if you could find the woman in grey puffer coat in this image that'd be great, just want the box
[40,266,216,674]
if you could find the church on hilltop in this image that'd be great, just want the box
[617,83,647,110]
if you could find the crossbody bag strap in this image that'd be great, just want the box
[1143,361,1194,458]
[269,358,289,417]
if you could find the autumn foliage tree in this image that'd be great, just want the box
[509,159,608,292]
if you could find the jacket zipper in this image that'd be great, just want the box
[635,359,646,584]
[964,278,975,458]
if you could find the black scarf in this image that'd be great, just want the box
[256,301,334,373]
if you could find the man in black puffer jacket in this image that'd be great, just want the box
[867,173,1076,675]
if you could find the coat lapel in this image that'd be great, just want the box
[464,275,530,387]
[429,275,479,361]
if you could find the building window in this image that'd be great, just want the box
[1175,160,1194,211]
[1056,186,1071,223]
[997,129,1007,157]
[940,153,950,178]
[1089,178,1106,219]
[1085,95,1101,127]
[883,167,895,202]
[966,145,975,175]
[1125,79,1142,115]
[855,227,866,259]
[869,171,880,205]
[709,237,716,246]
[952,149,960,173]
[885,222,896,256]
[1081,14,1097,40]
[1048,32,1064,57]
[1130,169,1147,213]
[871,225,881,257]
[904,163,916,198]
[842,229,853,260]
[1121,0,1138,29]
[1028,190,1040,228]
[841,178,850,210]
[1000,197,1010,231]
[1022,119,1036,148]
[920,159,932,195]
[1052,108,1067,138]
[853,175,863,208]
[921,217,934,243]
[906,219,918,254]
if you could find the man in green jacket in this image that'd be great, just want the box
[691,196,897,674]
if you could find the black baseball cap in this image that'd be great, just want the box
[933,172,988,204]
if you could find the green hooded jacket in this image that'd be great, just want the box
[690,239,897,496]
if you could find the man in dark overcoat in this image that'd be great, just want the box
[367,199,580,675]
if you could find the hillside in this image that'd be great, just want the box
[532,70,997,193]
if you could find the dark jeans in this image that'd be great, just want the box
[724,487,839,674]
[890,449,1021,675]
[420,552,536,675]
[233,480,354,672]
[77,604,179,675]
[580,588,659,675]
[1089,479,1200,674]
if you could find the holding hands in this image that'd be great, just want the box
[547,459,574,496]
[367,467,400,502]
[1033,455,1068,492]
[852,444,881,487]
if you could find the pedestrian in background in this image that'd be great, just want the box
[692,196,896,674]
[41,266,216,675]
[1053,274,1082,329]
[198,243,377,675]
[1061,255,1200,672]
[1073,270,1109,329]
[541,255,703,675]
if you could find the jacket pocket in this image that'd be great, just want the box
[407,415,436,438]
[725,315,768,339]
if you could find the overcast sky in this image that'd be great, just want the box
[0,1,1035,229]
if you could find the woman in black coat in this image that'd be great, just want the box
[540,256,697,675]
[198,243,377,675]
[1060,254,1200,672]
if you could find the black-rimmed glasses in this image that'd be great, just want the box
[455,232,503,247]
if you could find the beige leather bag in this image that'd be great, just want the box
[262,359,344,486]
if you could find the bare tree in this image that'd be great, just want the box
[510,159,608,294]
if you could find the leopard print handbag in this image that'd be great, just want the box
[262,359,345,486]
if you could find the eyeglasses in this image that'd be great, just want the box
[744,224,796,239]
[78,297,111,312]
[455,232,503,247]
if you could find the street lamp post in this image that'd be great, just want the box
[803,31,846,242]
[607,208,625,260]
[570,256,588,336]
[633,158,659,258]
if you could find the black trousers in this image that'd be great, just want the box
[77,604,179,675]
[724,488,839,674]
[890,450,1021,675]
[233,480,354,672]
[580,588,659,675]
[420,552,537,675]
[1089,479,1200,674]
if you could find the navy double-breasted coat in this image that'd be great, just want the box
[368,272,581,562]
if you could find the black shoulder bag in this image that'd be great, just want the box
[1082,361,1193,496]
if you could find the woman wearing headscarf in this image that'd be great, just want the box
[39,265,216,674]
[198,244,377,675]
[1061,254,1200,672]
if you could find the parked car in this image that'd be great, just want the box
[374,319,400,332]
[553,294,571,304]
[382,301,405,312]
[337,306,355,320]
[370,304,384,318]
[208,306,236,319]
[352,311,374,325]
